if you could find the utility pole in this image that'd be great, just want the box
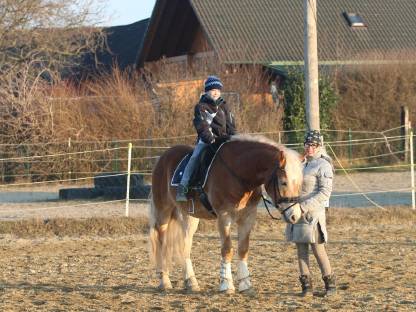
[304,0,320,131]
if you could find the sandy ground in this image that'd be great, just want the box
[0,215,414,311]
[0,172,414,311]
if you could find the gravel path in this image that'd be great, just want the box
[0,171,413,220]
[331,171,411,208]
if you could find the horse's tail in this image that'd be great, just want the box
[149,193,184,272]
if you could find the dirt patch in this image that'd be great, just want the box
[0,173,414,310]
[0,210,415,311]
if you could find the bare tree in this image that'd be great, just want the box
[0,0,106,77]
[0,0,107,142]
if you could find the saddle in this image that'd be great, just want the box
[171,136,230,215]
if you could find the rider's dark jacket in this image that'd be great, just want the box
[193,94,236,144]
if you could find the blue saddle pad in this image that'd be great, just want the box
[171,153,192,186]
[170,140,229,188]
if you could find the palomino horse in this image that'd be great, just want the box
[149,134,303,293]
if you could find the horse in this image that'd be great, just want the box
[149,134,303,293]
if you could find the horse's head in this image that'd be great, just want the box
[264,147,303,224]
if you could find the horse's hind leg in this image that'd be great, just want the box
[236,205,257,293]
[150,221,173,290]
[149,199,182,291]
[182,215,200,292]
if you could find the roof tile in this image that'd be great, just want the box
[190,0,416,64]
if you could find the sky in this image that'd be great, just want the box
[103,0,156,26]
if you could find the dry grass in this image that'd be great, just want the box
[0,207,414,238]
[0,217,149,238]
[332,63,416,130]
[2,61,416,182]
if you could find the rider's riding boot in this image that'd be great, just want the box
[323,274,336,296]
[299,275,313,297]
[176,184,189,202]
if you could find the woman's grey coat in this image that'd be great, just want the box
[286,152,334,243]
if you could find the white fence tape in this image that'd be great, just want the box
[0,127,413,214]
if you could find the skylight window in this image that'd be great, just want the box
[343,12,367,28]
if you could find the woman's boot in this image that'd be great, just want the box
[299,275,313,297]
[323,274,336,296]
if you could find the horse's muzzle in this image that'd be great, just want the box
[281,203,302,224]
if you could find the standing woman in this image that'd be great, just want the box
[286,130,336,297]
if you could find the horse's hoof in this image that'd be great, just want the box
[239,287,257,297]
[158,281,173,292]
[238,277,252,293]
[219,278,235,294]
[222,288,235,294]
[184,277,200,293]
[219,285,235,294]
[219,286,235,294]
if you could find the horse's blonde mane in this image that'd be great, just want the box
[230,134,280,148]
[230,134,303,186]
[281,146,303,188]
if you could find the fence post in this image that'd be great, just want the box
[113,140,119,172]
[401,106,410,162]
[410,128,415,210]
[68,137,72,181]
[125,143,133,217]
[20,145,30,179]
[348,128,352,164]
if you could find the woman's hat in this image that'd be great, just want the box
[304,130,322,145]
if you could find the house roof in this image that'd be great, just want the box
[137,0,202,66]
[101,19,150,70]
[138,0,416,67]
[80,19,149,77]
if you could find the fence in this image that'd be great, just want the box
[0,126,415,219]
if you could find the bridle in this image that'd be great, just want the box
[262,163,300,221]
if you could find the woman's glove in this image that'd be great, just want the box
[304,211,313,223]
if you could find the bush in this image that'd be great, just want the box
[281,68,338,143]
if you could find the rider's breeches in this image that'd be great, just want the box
[180,141,207,186]
[296,242,332,277]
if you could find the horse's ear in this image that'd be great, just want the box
[278,150,286,168]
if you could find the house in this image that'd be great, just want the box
[134,0,416,109]
[78,19,150,79]
[137,0,416,69]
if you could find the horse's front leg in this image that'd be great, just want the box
[182,215,200,292]
[218,214,235,293]
[236,206,257,293]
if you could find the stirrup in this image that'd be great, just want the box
[176,185,189,202]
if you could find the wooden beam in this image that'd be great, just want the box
[136,0,168,67]
[164,0,194,56]
[148,0,182,60]
[177,11,200,54]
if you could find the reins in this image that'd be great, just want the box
[211,145,251,190]
[261,194,299,220]
[213,144,299,221]
[263,164,300,221]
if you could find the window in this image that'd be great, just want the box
[343,12,367,28]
